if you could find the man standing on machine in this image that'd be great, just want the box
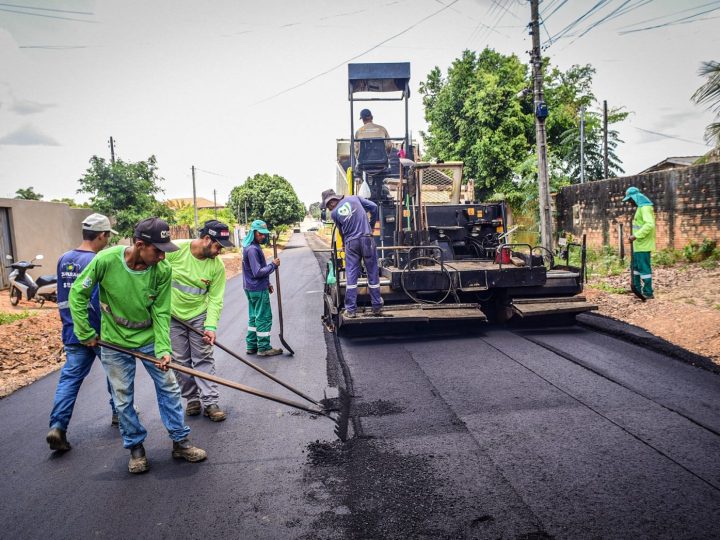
[321,189,383,318]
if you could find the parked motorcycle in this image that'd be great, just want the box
[5,254,58,307]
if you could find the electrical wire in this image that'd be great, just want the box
[619,2,720,34]
[0,6,94,22]
[251,0,459,106]
[0,2,93,15]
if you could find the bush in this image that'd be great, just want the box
[653,248,682,267]
[683,239,718,263]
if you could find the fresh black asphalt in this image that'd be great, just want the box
[1,233,719,539]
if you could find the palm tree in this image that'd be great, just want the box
[691,61,720,146]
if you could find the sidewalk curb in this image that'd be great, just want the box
[577,312,719,375]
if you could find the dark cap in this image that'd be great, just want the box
[321,189,342,209]
[133,217,179,252]
[359,108,372,119]
[200,219,234,248]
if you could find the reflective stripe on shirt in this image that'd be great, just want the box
[172,281,208,295]
[101,303,152,329]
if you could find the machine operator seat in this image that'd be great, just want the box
[356,138,389,174]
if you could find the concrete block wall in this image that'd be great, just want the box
[555,162,720,250]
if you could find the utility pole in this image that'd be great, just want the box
[580,106,585,183]
[191,165,199,230]
[109,136,116,164]
[603,100,609,179]
[213,189,218,219]
[530,0,553,250]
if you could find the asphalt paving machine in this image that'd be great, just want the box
[322,62,596,333]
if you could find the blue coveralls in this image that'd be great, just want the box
[331,195,383,313]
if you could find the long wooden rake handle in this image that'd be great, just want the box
[97,340,329,418]
[171,316,319,407]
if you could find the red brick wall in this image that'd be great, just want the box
[556,162,720,250]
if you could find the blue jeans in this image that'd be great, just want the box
[100,342,190,449]
[49,344,116,431]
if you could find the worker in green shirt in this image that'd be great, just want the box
[624,186,656,299]
[167,220,233,422]
[70,217,206,474]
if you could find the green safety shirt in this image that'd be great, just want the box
[69,245,173,358]
[632,205,656,253]
[165,239,226,330]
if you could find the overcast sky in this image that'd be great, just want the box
[0,0,717,208]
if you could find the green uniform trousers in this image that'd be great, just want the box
[245,289,273,352]
[632,251,654,297]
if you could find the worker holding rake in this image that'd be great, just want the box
[70,217,206,474]
[167,220,233,422]
[242,219,282,356]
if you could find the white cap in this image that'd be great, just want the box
[82,213,118,234]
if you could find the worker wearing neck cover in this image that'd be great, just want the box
[624,186,656,299]
[321,189,383,317]
[242,219,282,356]
[167,220,232,422]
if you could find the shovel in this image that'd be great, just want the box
[272,235,295,355]
[98,340,327,417]
[97,339,351,440]
[171,316,317,407]
[629,241,646,302]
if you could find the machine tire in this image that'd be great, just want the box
[9,286,20,306]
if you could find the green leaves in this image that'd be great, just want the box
[77,155,170,238]
[228,173,305,228]
[691,60,720,145]
[14,187,43,200]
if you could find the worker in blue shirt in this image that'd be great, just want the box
[47,213,118,452]
[321,189,383,317]
[242,219,282,356]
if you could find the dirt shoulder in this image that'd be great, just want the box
[0,237,291,398]
[585,262,720,366]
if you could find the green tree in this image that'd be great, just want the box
[308,202,321,219]
[77,155,173,238]
[51,197,92,208]
[420,50,627,200]
[556,107,628,181]
[691,60,720,145]
[227,173,305,228]
[15,187,43,200]
[173,205,237,229]
[420,49,532,199]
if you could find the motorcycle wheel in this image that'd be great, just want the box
[10,286,20,306]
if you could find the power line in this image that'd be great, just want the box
[632,126,708,146]
[619,2,720,34]
[0,2,93,15]
[0,6,94,22]
[251,0,459,106]
[618,0,720,30]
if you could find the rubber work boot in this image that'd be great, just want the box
[172,439,207,462]
[185,400,201,416]
[128,444,149,474]
[203,404,227,422]
[345,311,357,319]
[371,306,383,317]
[46,428,71,452]
[246,349,258,355]
[258,348,283,357]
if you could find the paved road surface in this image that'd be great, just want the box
[1,233,719,539]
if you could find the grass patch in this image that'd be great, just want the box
[0,311,33,325]
[592,282,628,294]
